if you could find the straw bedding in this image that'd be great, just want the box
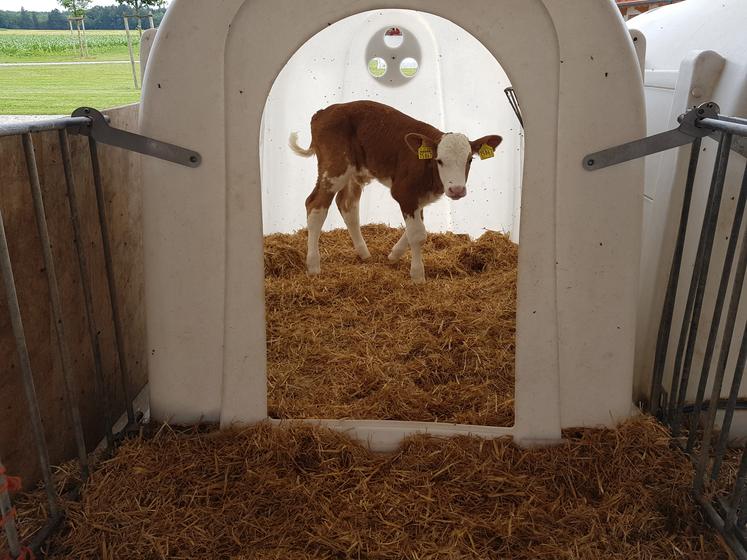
[265,224,517,426]
[4,227,731,558]
[9,416,729,559]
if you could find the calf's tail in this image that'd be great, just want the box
[288,132,315,157]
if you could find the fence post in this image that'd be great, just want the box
[124,16,140,90]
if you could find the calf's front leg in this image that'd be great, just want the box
[404,209,427,283]
[388,231,409,262]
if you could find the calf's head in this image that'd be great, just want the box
[405,132,503,200]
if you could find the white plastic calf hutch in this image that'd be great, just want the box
[140,0,645,450]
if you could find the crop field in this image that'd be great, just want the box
[0,29,140,63]
[0,30,142,114]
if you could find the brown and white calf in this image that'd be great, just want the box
[289,100,502,283]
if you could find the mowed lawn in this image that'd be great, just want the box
[0,30,142,114]
[0,63,141,114]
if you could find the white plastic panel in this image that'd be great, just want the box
[260,10,523,240]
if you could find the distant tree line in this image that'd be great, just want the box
[0,5,167,30]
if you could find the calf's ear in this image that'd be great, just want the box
[404,132,437,155]
[470,135,503,153]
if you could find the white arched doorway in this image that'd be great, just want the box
[140,0,645,449]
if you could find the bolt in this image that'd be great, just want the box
[587,159,595,167]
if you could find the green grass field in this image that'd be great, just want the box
[0,30,141,114]
[0,29,140,63]
[0,62,141,114]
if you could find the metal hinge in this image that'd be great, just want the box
[69,107,201,168]
[582,102,720,171]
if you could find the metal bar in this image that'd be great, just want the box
[584,128,698,171]
[0,117,91,139]
[617,0,676,7]
[71,107,201,168]
[0,207,59,518]
[649,138,702,417]
[23,133,90,479]
[583,102,718,172]
[88,138,135,427]
[709,132,747,159]
[692,134,735,495]
[700,117,747,137]
[670,135,730,437]
[714,497,747,545]
[697,493,747,560]
[673,134,731,444]
[28,512,64,556]
[712,163,747,479]
[726,446,747,529]
[677,135,743,440]
[0,457,21,558]
[503,87,523,129]
[717,115,747,127]
[59,129,114,452]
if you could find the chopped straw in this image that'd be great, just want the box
[2,226,733,558]
[265,224,516,425]
[11,417,729,559]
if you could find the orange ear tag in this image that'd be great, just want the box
[478,144,495,160]
[418,145,433,160]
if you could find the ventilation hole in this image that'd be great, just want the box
[368,57,387,78]
[400,57,418,78]
[384,27,404,48]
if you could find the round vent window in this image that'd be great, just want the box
[368,57,388,78]
[383,27,404,48]
[400,57,418,78]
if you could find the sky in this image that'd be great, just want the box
[2,0,169,10]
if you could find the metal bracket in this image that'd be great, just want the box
[583,102,720,171]
[69,107,201,168]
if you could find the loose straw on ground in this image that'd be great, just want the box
[11,417,729,559]
[3,226,734,559]
[265,224,517,426]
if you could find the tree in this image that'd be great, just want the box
[116,0,164,29]
[58,0,92,18]
[31,12,40,28]
[47,9,68,29]
[19,7,33,28]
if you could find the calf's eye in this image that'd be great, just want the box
[436,159,443,165]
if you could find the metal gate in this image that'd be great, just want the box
[0,110,199,559]
[586,101,747,558]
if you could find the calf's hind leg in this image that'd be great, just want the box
[335,178,370,260]
[305,179,335,275]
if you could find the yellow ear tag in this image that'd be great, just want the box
[478,144,495,160]
[418,145,433,160]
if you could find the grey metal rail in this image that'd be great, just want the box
[0,116,92,138]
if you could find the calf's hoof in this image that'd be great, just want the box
[306,255,321,275]
[356,246,372,260]
[410,267,425,284]
[388,249,405,262]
